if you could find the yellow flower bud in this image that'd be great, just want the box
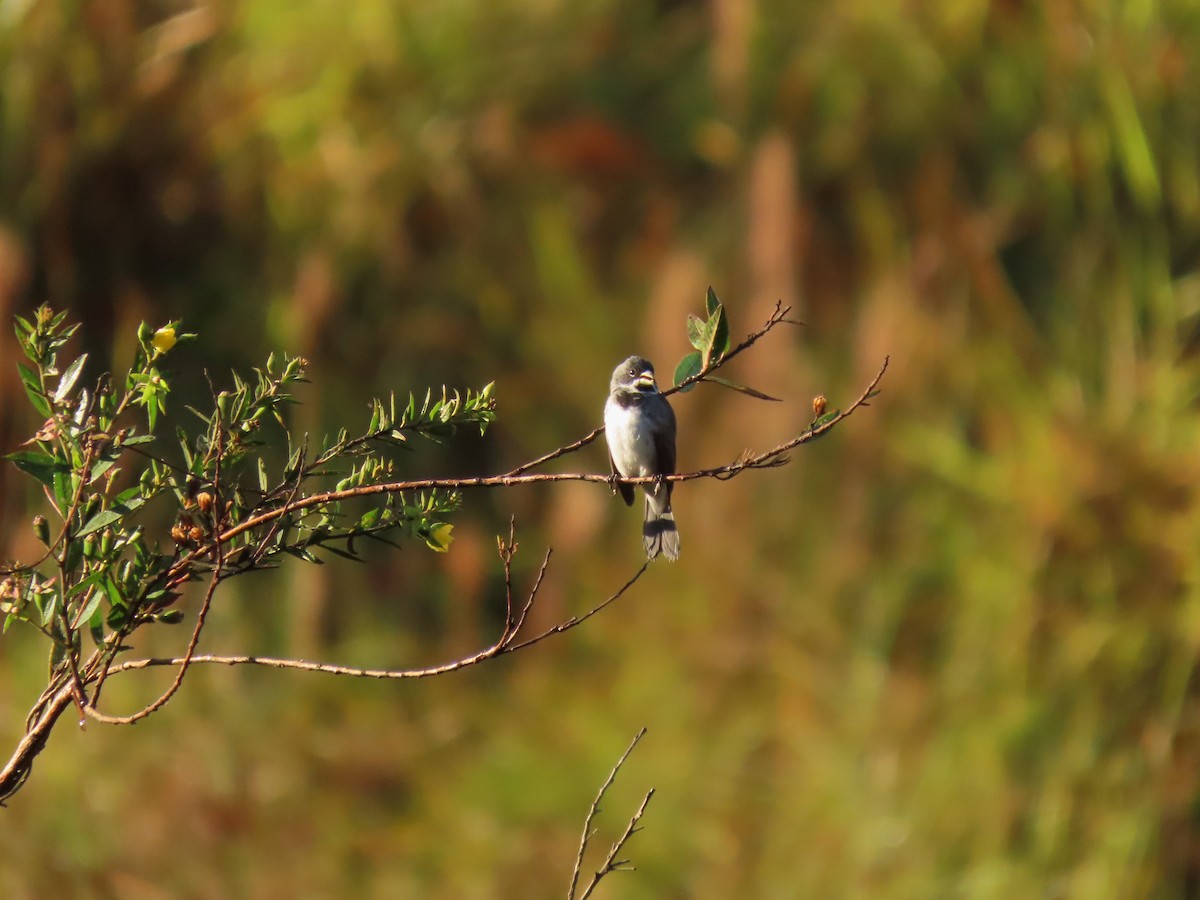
[151,326,177,354]
[424,523,455,553]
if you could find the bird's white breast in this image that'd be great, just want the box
[604,397,656,477]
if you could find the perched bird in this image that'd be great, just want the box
[604,356,679,561]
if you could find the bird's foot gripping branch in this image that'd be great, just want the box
[0,294,886,806]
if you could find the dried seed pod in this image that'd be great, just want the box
[812,395,828,418]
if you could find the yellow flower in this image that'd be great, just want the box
[424,523,455,553]
[152,326,177,354]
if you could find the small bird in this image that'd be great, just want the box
[604,356,679,561]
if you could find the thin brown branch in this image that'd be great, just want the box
[505,562,648,653]
[512,548,552,637]
[0,680,73,804]
[170,356,887,584]
[504,425,606,477]
[506,301,793,477]
[498,517,518,636]
[84,411,228,725]
[568,727,653,900]
[579,789,655,900]
[101,554,648,682]
[83,564,221,725]
[666,300,793,396]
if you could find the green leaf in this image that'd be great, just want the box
[75,589,103,627]
[686,315,708,351]
[812,410,840,429]
[103,576,125,611]
[121,434,156,446]
[706,305,730,366]
[673,352,703,392]
[178,430,193,470]
[53,470,74,511]
[88,456,118,484]
[4,450,70,487]
[63,537,84,575]
[77,495,147,537]
[17,363,50,416]
[318,543,362,562]
[54,354,88,403]
[89,605,107,650]
[705,286,721,316]
[143,587,178,607]
[67,570,106,599]
[49,641,68,678]
[286,441,304,478]
[286,547,323,564]
[258,457,269,492]
[38,588,60,627]
[704,375,781,402]
[106,605,130,629]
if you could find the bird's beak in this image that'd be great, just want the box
[634,371,657,391]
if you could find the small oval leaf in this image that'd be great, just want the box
[55,354,88,403]
[705,306,730,366]
[704,375,781,402]
[673,352,703,392]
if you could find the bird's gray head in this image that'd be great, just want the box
[610,356,658,395]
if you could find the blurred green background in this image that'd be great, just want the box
[4,0,1200,897]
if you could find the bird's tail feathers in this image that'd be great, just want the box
[643,494,679,561]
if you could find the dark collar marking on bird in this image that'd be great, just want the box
[609,356,659,406]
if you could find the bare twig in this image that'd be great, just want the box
[579,789,655,900]
[568,727,653,900]
[99,555,649,682]
[505,562,648,653]
[83,565,220,725]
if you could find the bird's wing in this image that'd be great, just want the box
[609,448,635,506]
[653,399,677,476]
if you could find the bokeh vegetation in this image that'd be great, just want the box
[3,0,1200,897]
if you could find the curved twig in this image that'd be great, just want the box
[99,557,647,681]
[568,727,654,900]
